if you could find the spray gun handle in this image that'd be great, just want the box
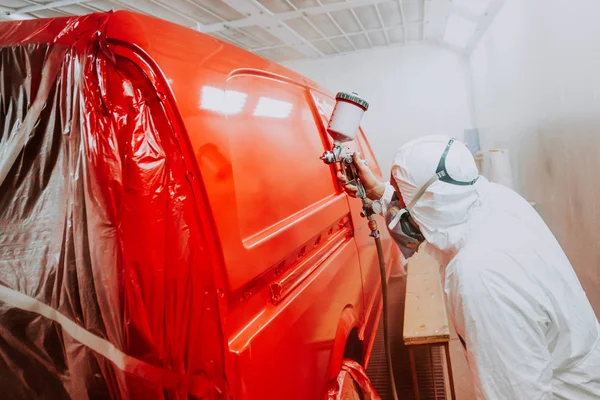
[343,160,367,199]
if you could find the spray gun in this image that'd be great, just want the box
[320,92,383,222]
[321,92,399,400]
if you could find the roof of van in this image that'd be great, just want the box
[0,10,327,109]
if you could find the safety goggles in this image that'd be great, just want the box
[388,138,479,239]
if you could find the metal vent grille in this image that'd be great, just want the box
[366,276,447,399]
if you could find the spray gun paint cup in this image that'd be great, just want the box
[327,92,369,143]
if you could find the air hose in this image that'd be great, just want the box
[369,218,399,400]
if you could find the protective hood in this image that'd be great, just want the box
[390,135,487,250]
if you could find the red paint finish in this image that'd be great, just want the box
[0,11,402,399]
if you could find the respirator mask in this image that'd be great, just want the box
[387,138,479,259]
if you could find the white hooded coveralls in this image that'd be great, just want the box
[380,135,600,399]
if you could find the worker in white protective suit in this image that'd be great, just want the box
[338,135,600,399]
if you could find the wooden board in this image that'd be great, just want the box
[403,248,450,345]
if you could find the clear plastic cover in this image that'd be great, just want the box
[0,14,226,399]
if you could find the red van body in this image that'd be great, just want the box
[0,11,402,399]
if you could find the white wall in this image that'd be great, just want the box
[286,45,473,175]
[470,0,600,314]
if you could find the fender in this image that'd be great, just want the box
[327,306,361,380]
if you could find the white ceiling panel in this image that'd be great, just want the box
[0,0,502,60]
[354,5,380,30]
[289,0,321,9]
[219,28,264,49]
[115,0,194,26]
[192,0,245,21]
[212,32,240,47]
[319,0,346,5]
[330,9,362,33]
[29,9,67,18]
[368,30,387,46]
[388,26,405,44]
[239,25,283,46]
[85,1,133,12]
[348,32,370,49]
[379,0,402,26]
[83,1,113,11]
[143,0,218,24]
[258,46,305,62]
[259,0,294,13]
[330,36,355,52]
[0,0,29,7]
[306,12,343,36]
[402,0,423,23]
[311,39,338,55]
[55,3,98,15]
[286,17,323,40]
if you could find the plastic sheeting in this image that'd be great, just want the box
[326,360,381,400]
[0,14,226,399]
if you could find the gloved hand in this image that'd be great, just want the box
[336,152,386,201]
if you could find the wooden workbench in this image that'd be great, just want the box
[403,248,455,399]
[403,249,450,345]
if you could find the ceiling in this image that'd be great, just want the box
[0,0,505,63]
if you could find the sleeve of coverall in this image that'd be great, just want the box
[379,182,396,215]
[447,251,553,400]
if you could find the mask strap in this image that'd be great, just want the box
[406,174,439,211]
[388,173,439,230]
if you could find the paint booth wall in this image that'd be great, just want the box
[285,45,473,175]
[470,0,600,315]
